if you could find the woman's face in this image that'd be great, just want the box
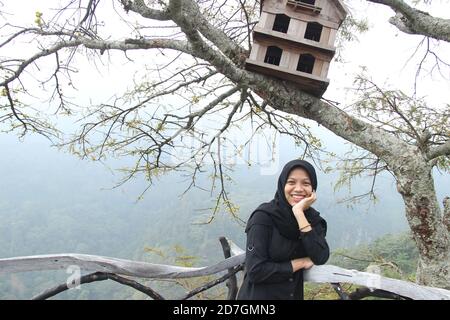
[284,168,313,206]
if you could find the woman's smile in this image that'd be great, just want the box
[291,194,305,202]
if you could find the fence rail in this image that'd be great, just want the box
[1,237,449,300]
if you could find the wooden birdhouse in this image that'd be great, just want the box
[246,0,348,97]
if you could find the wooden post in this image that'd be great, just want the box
[330,283,350,300]
[219,236,239,300]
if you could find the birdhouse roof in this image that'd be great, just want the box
[260,0,348,22]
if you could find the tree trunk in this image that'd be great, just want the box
[394,157,450,289]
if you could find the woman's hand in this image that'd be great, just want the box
[291,257,314,272]
[292,191,317,214]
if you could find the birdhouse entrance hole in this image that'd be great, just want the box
[297,0,315,5]
[273,14,290,33]
[288,0,321,14]
[297,53,315,73]
[304,22,322,42]
[264,46,283,65]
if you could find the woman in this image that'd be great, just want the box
[237,159,329,300]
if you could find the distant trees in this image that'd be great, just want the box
[331,232,419,278]
[0,1,449,288]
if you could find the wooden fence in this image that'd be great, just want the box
[0,237,449,300]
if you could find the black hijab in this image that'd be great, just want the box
[245,159,322,240]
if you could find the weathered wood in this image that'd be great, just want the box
[0,253,245,279]
[330,283,350,300]
[304,265,450,300]
[228,240,245,256]
[219,237,239,300]
[348,287,410,300]
[2,246,450,300]
[32,272,165,300]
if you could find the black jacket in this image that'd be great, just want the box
[236,208,329,300]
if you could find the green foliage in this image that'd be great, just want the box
[35,11,44,28]
[304,283,339,300]
[338,15,369,42]
[334,14,369,62]
[330,232,419,278]
[436,144,450,172]
[144,244,226,299]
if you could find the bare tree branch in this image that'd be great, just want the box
[427,140,450,160]
[366,0,450,42]
[0,37,194,88]
[348,287,411,300]
[120,0,170,20]
[32,271,165,300]
[3,84,27,130]
[179,264,244,300]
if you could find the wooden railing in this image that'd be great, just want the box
[0,237,449,300]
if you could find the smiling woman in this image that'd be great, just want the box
[237,159,329,300]
[284,167,314,206]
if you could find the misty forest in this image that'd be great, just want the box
[0,0,449,299]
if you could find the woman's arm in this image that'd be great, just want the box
[292,192,316,232]
[292,193,330,265]
[298,220,330,265]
